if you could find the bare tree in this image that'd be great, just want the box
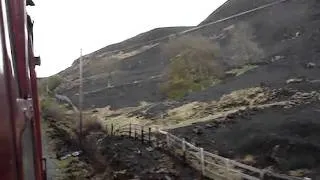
[226,22,264,66]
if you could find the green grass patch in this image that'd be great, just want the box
[161,78,220,100]
[226,65,258,76]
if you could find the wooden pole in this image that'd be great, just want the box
[79,48,83,148]
[141,127,144,144]
[260,170,265,180]
[226,158,231,178]
[129,123,132,137]
[134,129,137,140]
[200,148,205,176]
[148,127,151,143]
[182,138,186,159]
[111,124,113,136]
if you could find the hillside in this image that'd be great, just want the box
[55,0,319,110]
[47,0,320,178]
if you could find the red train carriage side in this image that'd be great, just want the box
[0,0,45,180]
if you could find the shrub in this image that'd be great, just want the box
[47,75,62,93]
[162,35,220,59]
[75,116,104,137]
[40,97,64,120]
[225,22,264,66]
[161,35,225,99]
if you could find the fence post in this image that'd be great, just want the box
[111,124,114,136]
[225,158,231,178]
[200,148,205,176]
[166,133,170,147]
[134,128,137,140]
[129,123,132,138]
[260,170,265,180]
[141,127,144,144]
[148,127,151,144]
[182,138,186,161]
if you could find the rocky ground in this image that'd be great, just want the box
[92,87,320,179]
[96,136,204,180]
[168,89,320,179]
[41,97,206,180]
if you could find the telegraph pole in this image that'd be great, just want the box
[79,48,83,148]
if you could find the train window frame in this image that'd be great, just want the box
[0,15,3,74]
[0,0,20,92]
[0,1,37,179]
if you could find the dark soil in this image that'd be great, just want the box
[169,102,320,179]
[98,136,204,180]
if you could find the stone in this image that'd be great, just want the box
[309,79,320,83]
[274,56,282,61]
[156,168,168,173]
[71,151,82,157]
[271,55,283,62]
[306,62,316,69]
[193,127,202,134]
[284,105,292,109]
[146,147,154,152]
[286,78,303,84]
[226,113,236,119]
[59,154,71,160]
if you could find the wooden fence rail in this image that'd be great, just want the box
[111,123,311,180]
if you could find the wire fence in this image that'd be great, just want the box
[108,123,311,180]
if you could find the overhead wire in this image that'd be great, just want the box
[91,0,289,57]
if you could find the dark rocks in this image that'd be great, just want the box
[226,113,236,119]
[271,55,284,62]
[192,126,203,134]
[306,62,316,69]
[146,147,154,152]
[205,123,214,128]
[251,107,260,112]
[290,91,320,105]
[286,78,304,84]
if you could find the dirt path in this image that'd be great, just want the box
[159,101,288,130]
[41,121,63,180]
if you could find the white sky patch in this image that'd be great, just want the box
[27,0,227,77]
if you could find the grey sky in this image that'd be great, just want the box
[27,0,227,77]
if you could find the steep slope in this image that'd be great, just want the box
[56,27,191,108]
[56,0,319,110]
[185,0,320,102]
[199,0,282,25]
[48,0,320,178]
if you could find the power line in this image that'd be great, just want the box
[178,0,288,35]
[93,0,289,56]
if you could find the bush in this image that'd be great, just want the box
[40,97,64,120]
[162,35,220,59]
[225,22,264,66]
[161,35,225,99]
[47,75,62,93]
[75,117,104,137]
